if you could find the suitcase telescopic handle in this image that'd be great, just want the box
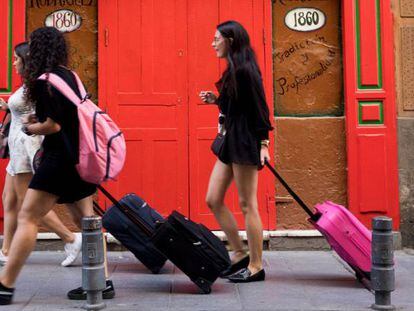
[264,160,319,222]
[93,201,105,217]
[97,185,154,237]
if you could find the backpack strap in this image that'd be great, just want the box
[69,71,88,99]
[38,73,82,106]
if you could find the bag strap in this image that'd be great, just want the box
[38,73,83,106]
[70,71,88,99]
[264,160,319,221]
[97,185,153,237]
[38,73,85,163]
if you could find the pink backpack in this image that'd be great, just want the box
[38,72,126,185]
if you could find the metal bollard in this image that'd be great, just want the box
[371,216,395,311]
[82,216,106,311]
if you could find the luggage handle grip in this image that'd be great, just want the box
[264,160,319,222]
[97,185,153,237]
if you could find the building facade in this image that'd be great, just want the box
[1,0,407,245]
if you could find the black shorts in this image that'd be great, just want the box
[29,150,96,204]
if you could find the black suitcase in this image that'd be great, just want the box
[98,186,230,294]
[151,210,231,294]
[94,193,167,274]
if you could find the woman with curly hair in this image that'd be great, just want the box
[199,21,273,283]
[0,42,82,269]
[0,27,113,305]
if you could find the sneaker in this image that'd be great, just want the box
[0,251,8,266]
[61,232,82,267]
[67,280,115,300]
[0,282,14,305]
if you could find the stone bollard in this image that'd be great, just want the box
[371,216,395,311]
[82,216,106,311]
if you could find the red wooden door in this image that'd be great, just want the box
[187,0,275,228]
[342,0,399,229]
[0,0,25,232]
[99,0,274,229]
[99,0,189,216]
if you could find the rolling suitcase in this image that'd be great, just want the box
[98,186,231,294]
[150,210,231,294]
[265,161,372,282]
[93,193,167,274]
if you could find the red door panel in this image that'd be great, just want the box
[99,0,274,228]
[99,0,188,216]
[342,0,399,228]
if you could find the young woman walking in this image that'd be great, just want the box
[0,42,81,268]
[0,27,105,305]
[199,20,273,283]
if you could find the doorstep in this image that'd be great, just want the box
[0,230,401,251]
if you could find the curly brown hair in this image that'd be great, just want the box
[24,27,68,104]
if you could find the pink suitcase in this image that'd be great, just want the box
[265,162,372,282]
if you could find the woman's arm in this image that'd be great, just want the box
[24,117,61,135]
[0,113,11,137]
[0,98,9,111]
[199,91,218,104]
[236,68,273,141]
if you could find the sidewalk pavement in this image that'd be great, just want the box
[0,250,413,311]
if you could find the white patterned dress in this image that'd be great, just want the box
[6,86,43,176]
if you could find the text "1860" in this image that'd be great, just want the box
[285,8,326,32]
[45,9,82,33]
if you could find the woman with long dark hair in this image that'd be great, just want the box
[0,42,82,269]
[199,20,273,283]
[0,27,113,305]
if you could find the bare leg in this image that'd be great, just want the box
[206,160,246,262]
[41,211,75,244]
[1,174,18,256]
[12,173,75,244]
[67,196,109,278]
[232,163,262,274]
[67,205,83,229]
[0,189,58,287]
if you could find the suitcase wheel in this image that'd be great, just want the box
[194,278,212,294]
[350,264,371,281]
[150,267,161,274]
[200,286,211,294]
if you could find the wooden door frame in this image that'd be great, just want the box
[263,0,276,229]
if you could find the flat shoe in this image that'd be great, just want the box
[220,255,250,278]
[67,280,115,300]
[228,268,265,283]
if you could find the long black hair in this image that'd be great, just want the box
[14,42,30,73]
[24,27,68,104]
[217,20,262,99]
